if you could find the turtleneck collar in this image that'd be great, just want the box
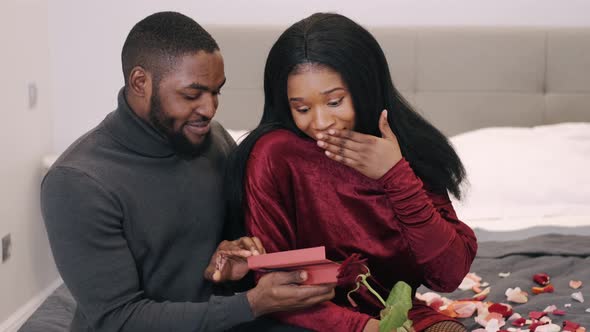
[104,88,175,158]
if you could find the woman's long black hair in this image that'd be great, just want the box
[225,13,465,227]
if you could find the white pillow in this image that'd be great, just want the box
[449,123,590,223]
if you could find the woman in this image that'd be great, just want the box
[227,13,477,332]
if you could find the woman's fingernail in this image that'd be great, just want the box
[317,133,324,139]
[317,141,325,147]
[328,129,335,135]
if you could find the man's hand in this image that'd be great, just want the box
[204,237,266,283]
[246,270,336,317]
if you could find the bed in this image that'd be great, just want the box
[24,26,590,332]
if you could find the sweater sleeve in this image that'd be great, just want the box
[41,167,254,332]
[377,159,478,292]
[244,152,373,332]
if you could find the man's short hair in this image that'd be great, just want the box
[121,11,219,86]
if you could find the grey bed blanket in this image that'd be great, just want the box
[19,234,590,331]
[418,234,590,330]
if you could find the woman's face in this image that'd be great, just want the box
[287,65,355,140]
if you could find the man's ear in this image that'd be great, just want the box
[128,66,152,100]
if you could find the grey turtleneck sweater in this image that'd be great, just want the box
[41,89,253,331]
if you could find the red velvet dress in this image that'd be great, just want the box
[244,130,477,332]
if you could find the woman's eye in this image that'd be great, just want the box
[296,107,309,113]
[328,97,344,107]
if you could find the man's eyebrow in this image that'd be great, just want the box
[185,78,227,92]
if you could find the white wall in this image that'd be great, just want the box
[48,0,590,153]
[0,0,60,327]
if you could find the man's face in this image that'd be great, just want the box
[149,50,225,157]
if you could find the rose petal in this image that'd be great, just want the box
[530,311,548,320]
[508,313,522,321]
[489,303,514,318]
[553,309,566,316]
[565,303,572,308]
[572,292,585,303]
[499,272,511,278]
[533,273,551,286]
[512,318,527,327]
[569,280,583,289]
[544,305,558,313]
[586,308,590,313]
[563,320,580,332]
[506,287,529,304]
[533,284,555,295]
[530,321,549,332]
[536,324,561,332]
[451,301,478,318]
[473,287,491,301]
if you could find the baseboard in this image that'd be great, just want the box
[0,278,63,332]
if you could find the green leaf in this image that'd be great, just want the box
[379,281,413,332]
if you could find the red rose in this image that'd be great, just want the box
[337,253,368,288]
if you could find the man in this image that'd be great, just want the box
[41,12,334,332]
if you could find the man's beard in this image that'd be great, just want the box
[148,92,211,159]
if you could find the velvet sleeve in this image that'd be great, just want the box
[377,159,478,292]
[244,149,373,332]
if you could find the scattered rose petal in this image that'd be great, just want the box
[499,272,511,278]
[536,324,561,332]
[539,316,552,324]
[530,311,548,320]
[512,318,527,327]
[565,303,572,308]
[533,273,551,286]
[572,292,585,303]
[586,308,590,313]
[450,301,478,318]
[533,284,555,295]
[485,318,505,332]
[570,280,583,289]
[506,287,529,304]
[508,313,522,321]
[553,309,566,316]
[563,320,580,332]
[416,292,442,306]
[576,328,586,332]
[473,287,491,301]
[544,305,558,313]
[482,282,490,287]
[459,272,482,290]
[530,321,549,332]
[489,303,514,318]
[473,286,483,293]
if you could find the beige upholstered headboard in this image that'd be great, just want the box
[207,26,590,136]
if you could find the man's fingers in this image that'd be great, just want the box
[266,270,308,285]
[271,284,336,305]
[251,237,266,254]
[235,237,263,255]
